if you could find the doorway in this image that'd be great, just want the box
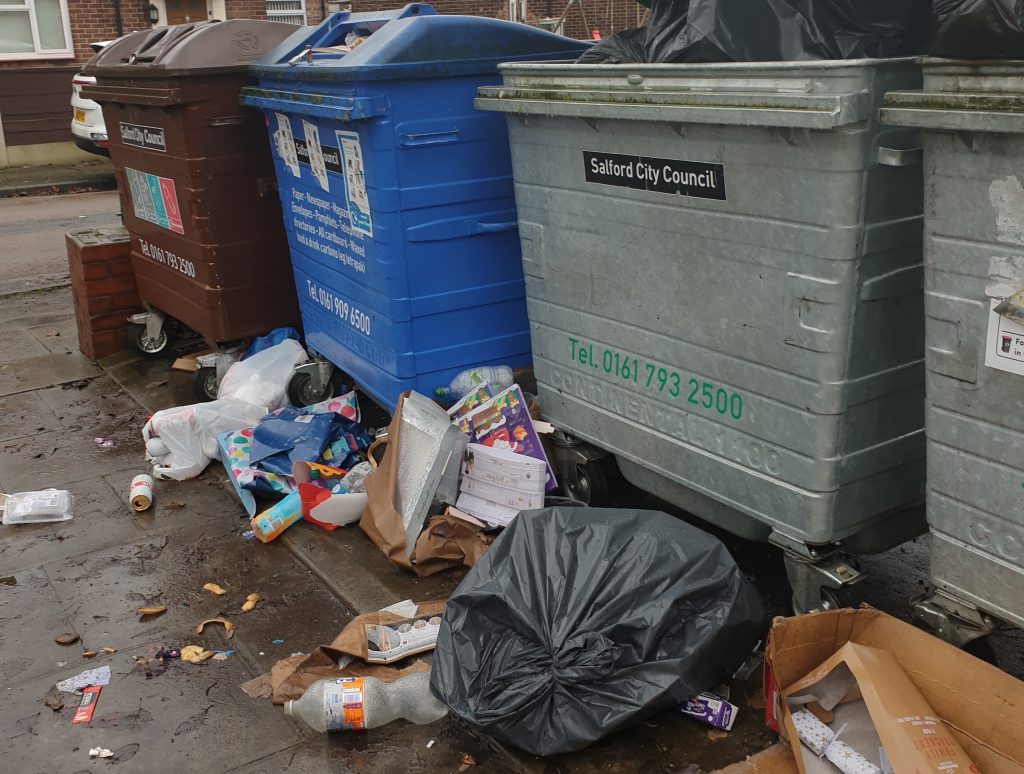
[165,0,208,24]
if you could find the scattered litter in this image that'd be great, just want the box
[459,753,477,771]
[101,647,116,654]
[259,651,264,655]
[0,576,17,586]
[57,661,67,667]
[181,645,215,664]
[202,582,227,596]
[56,665,111,692]
[241,593,260,612]
[378,599,418,618]
[707,728,729,742]
[137,605,167,619]
[94,438,116,448]
[72,686,102,724]
[54,632,80,646]
[680,693,737,731]
[249,490,302,543]
[165,500,186,510]
[240,673,273,699]
[212,650,233,661]
[44,685,64,711]
[272,639,284,645]
[195,617,235,639]
[1,489,74,524]
[426,740,436,749]
[129,474,153,512]
[242,530,255,541]
[89,747,114,759]
[81,651,97,658]
[155,648,180,660]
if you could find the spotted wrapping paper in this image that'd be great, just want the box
[791,709,882,774]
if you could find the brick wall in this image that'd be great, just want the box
[67,227,142,361]
[225,0,268,19]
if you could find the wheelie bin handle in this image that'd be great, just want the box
[470,221,518,234]
[240,90,388,122]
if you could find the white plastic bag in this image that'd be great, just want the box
[143,398,267,480]
[1,489,74,524]
[217,339,308,409]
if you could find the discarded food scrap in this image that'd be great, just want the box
[54,632,80,646]
[180,645,215,663]
[241,593,260,612]
[137,605,167,619]
[202,582,227,596]
[195,617,235,639]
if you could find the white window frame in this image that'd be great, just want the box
[0,0,74,61]
[265,0,306,25]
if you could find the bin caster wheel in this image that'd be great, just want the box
[790,586,853,616]
[288,371,333,407]
[130,322,172,358]
[192,366,219,402]
[565,460,610,506]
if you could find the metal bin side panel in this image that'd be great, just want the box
[490,60,925,545]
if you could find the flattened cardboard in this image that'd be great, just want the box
[766,609,1024,774]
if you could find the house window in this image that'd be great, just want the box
[266,0,305,25]
[0,0,74,60]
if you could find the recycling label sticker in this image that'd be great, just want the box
[124,167,184,234]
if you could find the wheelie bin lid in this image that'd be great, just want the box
[84,19,300,78]
[249,3,591,83]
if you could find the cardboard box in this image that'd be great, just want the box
[765,609,1024,774]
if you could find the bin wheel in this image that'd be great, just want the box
[288,371,332,407]
[130,322,172,358]
[192,366,219,402]
[565,460,610,506]
[790,586,854,616]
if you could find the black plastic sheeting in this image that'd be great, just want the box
[430,507,765,756]
[933,0,1024,58]
[579,0,931,64]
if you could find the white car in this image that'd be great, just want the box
[71,42,110,157]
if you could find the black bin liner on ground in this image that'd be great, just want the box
[932,0,1024,59]
[579,0,931,64]
[430,507,765,756]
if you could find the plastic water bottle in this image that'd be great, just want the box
[284,672,448,732]
[435,366,514,401]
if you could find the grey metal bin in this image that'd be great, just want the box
[478,60,926,612]
[882,61,1024,645]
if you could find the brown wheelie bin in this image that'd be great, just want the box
[83,20,302,359]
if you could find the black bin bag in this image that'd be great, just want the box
[430,507,765,756]
[932,0,1024,59]
[579,0,931,64]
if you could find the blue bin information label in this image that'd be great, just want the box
[303,120,330,193]
[304,277,373,338]
[288,188,367,276]
[124,167,184,234]
[337,130,373,238]
[274,113,300,178]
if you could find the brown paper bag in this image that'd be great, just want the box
[782,641,976,774]
[269,600,445,704]
[360,394,491,576]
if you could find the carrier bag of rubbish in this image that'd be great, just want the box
[430,507,765,756]
[579,0,931,64]
[932,0,1024,59]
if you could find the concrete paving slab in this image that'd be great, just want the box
[0,475,147,577]
[0,425,140,493]
[0,644,301,774]
[103,352,198,415]
[0,287,73,324]
[0,350,100,397]
[104,468,248,539]
[226,717,502,774]
[0,328,48,364]
[0,390,61,442]
[26,318,78,355]
[36,374,149,436]
[0,567,77,686]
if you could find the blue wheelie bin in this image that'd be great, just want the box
[241,4,588,411]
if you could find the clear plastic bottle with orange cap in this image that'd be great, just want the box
[284,672,448,732]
